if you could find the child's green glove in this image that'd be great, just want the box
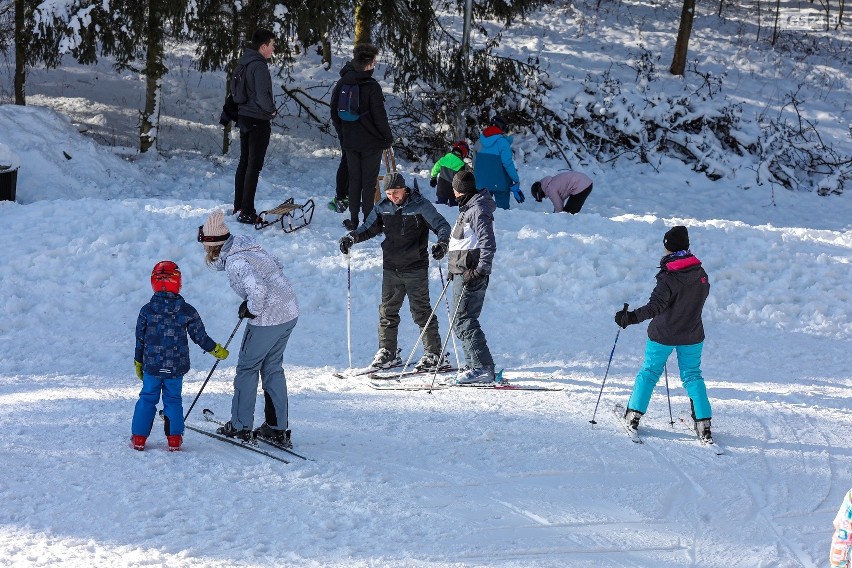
[134,360,143,380]
[210,343,229,360]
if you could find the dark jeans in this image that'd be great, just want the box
[335,150,348,200]
[436,178,458,207]
[346,149,383,224]
[563,183,593,214]
[451,275,494,369]
[234,116,271,216]
[378,268,441,355]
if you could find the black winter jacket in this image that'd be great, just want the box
[633,253,710,346]
[352,190,451,271]
[330,66,393,152]
[236,49,276,121]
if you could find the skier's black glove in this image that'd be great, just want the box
[339,233,355,255]
[462,269,486,286]
[429,177,438,188]
[431,242,448,261]
[239,300,256,319]
[614,308,638,329]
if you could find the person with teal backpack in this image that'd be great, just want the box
[429,141,469,207]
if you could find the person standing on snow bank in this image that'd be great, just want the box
[530,171,593,214]
[132,261,229,452]
[233,29,277,226]
[447,170,498,384]
[338,172,451,372]
[199,210,299,448]
[614,225,713,442]
[831,488,852,567]
[472,114,522,210]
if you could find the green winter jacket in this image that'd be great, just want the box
[430,152,466,183]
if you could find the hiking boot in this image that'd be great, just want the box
[237,212,259,225]
[454,365,496,384]
[694,419,713,443]
[329,197,348,213]
[370,348,402,369]
[216,421,253,441]
[414,352,448,372]
[167,434,183,451]
[255,422,292,448]
[342,219,358,231]
[131,435,146,451]
[623,408,643,432]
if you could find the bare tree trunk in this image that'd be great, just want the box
[839,0,846,29]
[139,1,165,153]
[321,35,331,69]
[771,0,781,46]
[717,0,724,18]
[13,0,25,104]
[354,0,373,45]
[670,0,695,76]
[756,0,762,41]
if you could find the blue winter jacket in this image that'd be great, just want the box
[135,292,216,378]
[472,128,519,194]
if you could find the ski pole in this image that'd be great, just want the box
[347,252,352,371]
[393,274,453,380]
[589,303,628,424]
[184,316,245,421]
[664,363,674,427]
[439,264,461,369]
[428,281,466,394]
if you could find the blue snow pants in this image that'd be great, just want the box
[627,339,711,420]
[132,374,184,436]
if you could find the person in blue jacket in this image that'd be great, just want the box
[132,261,229,451]
[472,114,523,210]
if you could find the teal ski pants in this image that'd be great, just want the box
[627,339,711,420]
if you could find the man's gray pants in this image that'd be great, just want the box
[230,317,297,431]
[452,276,494,369]
[378,268,441,355]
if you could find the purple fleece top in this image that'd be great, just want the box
[540,172,593,212]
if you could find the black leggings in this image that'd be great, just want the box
[563,184,593,214]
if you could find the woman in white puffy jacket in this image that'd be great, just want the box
[198,209,299,448]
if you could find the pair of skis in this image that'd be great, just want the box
[368,370,564,392]
[611,403,724,455]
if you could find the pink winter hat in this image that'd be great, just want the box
[198,209,230,247]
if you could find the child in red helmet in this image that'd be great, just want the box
[429,140,470,207]
[131,261,229,451]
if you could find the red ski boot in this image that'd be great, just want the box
[131,435,146,451]
[167,435,183,452]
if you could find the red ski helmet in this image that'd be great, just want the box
[452,140,470,159]
[151,260,181,294]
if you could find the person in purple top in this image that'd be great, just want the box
[531,171,593,214]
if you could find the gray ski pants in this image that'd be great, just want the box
[230,317,297,431]
[378,268,441,355]
[451,276,494,369]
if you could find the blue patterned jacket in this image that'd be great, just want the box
[135,292,216,378]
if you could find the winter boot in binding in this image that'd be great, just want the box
[167,435,183,451]
[370,348,402,370]
[131,435,147,451]
[623,408,643,433]
[414,352,448,372]
[217,421,253,441]
[255,422,293,448]
[454,365,495,384]
[694,419,713,443]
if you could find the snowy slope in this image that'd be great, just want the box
[1,1,852,567]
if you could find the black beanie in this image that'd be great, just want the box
[452,170,478,194]
[663,226,690,252]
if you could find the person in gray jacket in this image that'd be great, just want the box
[447,170,498,384]
[339,173,451,371]
[233,29,277,226]
[199,210,299,448]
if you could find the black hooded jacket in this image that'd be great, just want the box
[330,65,393,153]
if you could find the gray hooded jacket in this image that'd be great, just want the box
[447,190,497,275]
[237,49,276,121]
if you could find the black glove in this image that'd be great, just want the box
[614,309,638,329]
[429,177,438,188]
[462,269,485,285]
[239,300,256,319]
[431,242,448,261]
[339,233,355,255]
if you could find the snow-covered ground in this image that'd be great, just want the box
[2,1,852,566]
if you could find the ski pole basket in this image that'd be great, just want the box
[255,198,315,233]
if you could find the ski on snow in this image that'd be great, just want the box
[201,409,311,461]
[676,415,725,455]
[367,364,456,380]
[159,410,290,463]
[610,404,724,454]
[369,371,564,392]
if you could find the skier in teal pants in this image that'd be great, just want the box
[614,225,714,442]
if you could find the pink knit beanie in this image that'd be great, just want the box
[199,209,230,247]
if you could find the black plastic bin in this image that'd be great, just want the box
[0,167,17,202]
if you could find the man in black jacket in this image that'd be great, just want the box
[233,29,277,225]
[330,43,394,230]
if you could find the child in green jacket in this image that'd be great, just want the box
[430,141,469,207]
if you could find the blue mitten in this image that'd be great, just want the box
[510,183,525,203]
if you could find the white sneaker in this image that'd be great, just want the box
[454,366,495,384]
[370,348,401,369]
